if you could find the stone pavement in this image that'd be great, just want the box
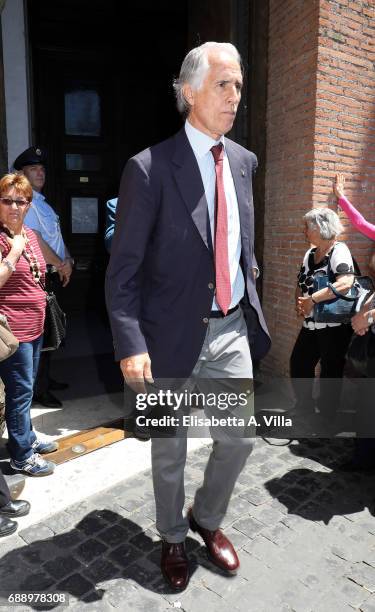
[1,437,375,611]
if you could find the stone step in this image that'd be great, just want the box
[4,473,25,499]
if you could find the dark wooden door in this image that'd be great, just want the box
[28,0,189,313]
[31,47,116,312]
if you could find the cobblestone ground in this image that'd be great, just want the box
[1,438,375,612]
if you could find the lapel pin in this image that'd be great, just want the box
[241,169,245,177]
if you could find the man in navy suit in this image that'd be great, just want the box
[106,42,270,590]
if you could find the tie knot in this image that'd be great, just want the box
[211,143,224,164]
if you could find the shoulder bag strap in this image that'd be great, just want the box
[38,278,46,292]
[307,248,315,272]
[326,244,337,283]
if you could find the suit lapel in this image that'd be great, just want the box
[172,131,253,257]
[225,139,252,252]
[172,129,212,254]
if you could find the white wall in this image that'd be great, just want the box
[2,0,30,170]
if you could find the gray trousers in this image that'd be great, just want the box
[151,307,254,543]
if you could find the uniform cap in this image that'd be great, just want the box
[13,146,46,171]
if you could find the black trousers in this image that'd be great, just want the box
[34,271,63,395]
[290,324,353,421]
[0,469,10,507]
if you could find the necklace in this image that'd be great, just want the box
[22,235,42,283]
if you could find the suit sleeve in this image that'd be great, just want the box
[105,157,158,361]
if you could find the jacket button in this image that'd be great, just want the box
[208,282,214,290]
[203,317,209,324]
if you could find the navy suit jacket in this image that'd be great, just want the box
[105,128,271,378]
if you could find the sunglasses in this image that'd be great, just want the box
[0,197,30,207]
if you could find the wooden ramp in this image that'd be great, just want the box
[46,418,131,465]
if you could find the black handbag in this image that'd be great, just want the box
[347,330,375,377]
[39,280,66,351]
[313,251,374,324]
[19,246,66,351]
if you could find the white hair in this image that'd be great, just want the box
[304,207,344,240]
[173,42,242,117]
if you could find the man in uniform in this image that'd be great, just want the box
[13,146,74,408]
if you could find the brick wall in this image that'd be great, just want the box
[262,0,375,375]
[262,0,320,375]
[314,0,375,267]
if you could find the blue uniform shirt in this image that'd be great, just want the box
[24,191,66,260]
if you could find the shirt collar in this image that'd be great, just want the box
[185,120,225,159]
[32,190,45,203]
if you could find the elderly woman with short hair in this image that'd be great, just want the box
[290,207,355,434]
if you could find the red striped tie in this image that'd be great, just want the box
[211,143,231,315]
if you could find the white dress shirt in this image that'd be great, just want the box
[185,120,245,311]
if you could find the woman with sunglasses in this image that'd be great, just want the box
[0,173,57,476]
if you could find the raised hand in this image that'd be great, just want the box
[334,173,345,199]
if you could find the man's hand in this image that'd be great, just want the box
[57,258,73,287]
[57,269,70,287]
[334,173,345,199]
[120,352,153,393]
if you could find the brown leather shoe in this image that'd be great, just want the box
[160,540,189,591]
[188,508,239,574]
